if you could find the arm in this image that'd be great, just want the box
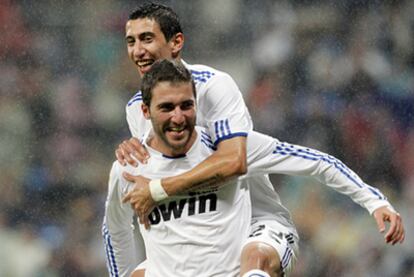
[163,136,247,194]
[246,131,404,244]
[116,100,151,167]
[122,136,247,227]
[103,162,146,277]
[123,71,251,223]
[163,71,251,192]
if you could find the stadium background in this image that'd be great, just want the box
[0,0,413,276]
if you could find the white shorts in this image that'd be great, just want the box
[243,219,299,276]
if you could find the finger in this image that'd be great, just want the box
[399,226,405,243]
[390,223,400,245]
[130,138,150,163]
[392,217,404,245]
[391,217,403,244]
[374,213,386,233]
[138,213,145,225]
[123,172,136,183]
[121,142,138,167]
[122,192,131,203]
[384,214,398,243]
[144,217,150,230]
[115,149,126,166]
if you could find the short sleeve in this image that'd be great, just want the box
[197,73,253,145]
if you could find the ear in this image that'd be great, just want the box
[170,33,184,58]
[141,103,151,120]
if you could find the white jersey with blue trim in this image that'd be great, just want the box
[103,127,392,276]
[244,132,391,216]
[126,60,253,143]
[106,126,252,277]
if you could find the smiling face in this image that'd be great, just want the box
[125,18,184,77]
[142,80,196,156]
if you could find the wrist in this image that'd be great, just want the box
[149,179,168,202]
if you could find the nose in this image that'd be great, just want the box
[132,41,146,59]
[171,107,185,125]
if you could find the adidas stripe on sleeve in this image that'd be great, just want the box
[245,131,392,214]
[189,65,253,145]
[103,162,146,277]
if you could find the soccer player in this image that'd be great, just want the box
[108,3,291,277]
[104,60,404,277]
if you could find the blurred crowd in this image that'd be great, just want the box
[0,0,413,276]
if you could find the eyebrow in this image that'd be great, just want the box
[139,32,155,39]
[125,32,154,41]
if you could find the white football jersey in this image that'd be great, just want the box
[126,60,253,143]
[109,127,252,277]
[103,127,391,276]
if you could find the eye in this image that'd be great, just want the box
[141,34,154,43]
[181,101,194,110]
[126,38,135,46]
[159,103,175,112]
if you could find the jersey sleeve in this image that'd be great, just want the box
[198,73,253,145]
[126,102,141,138]
[245,131,393,214]
[103,162,146,277]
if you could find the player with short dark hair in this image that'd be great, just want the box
[104,60,404,277]
[111,3,283,276]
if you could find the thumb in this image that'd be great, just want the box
[374,213,386,233]
[122,191,131,203]
[123,171,135,182]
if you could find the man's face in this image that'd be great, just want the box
[125,18,182,77]
[143,81,196,156]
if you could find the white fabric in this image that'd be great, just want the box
[242,269,271,277]
[105,60,392,276]
[107,127,252,277]
[126,60,253,143]
[243,220,298,275]
[103,128,392,276]
[149,179,168,202]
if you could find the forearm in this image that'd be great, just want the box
[162,137,247,195]
[247,133,389,213]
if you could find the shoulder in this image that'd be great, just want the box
[126,90,143,109]
[184,62,233,86]
[195,126,217,152]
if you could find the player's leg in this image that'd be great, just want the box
[240,220,298,277]
[130,269,145,277]
[240,241,279,277]
[129,260,146,277]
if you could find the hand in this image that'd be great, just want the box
[122,172,154,229]
[115,137,150,167]
[373,206,405,245]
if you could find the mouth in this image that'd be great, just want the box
[166,126,186,133]
[165,125,188,138]
[136,59,154,70]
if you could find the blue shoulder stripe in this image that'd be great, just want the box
[201,139,217,151]
[127,91,142,106]
[191,69,215,83]
[213,118,248,145]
